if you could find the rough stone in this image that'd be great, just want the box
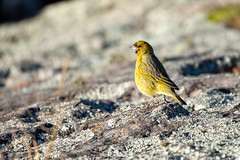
[0,0,240,159]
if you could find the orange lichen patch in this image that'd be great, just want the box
[131,121,136,125]
[6,80,30,88]
[47,112,56,116]
[11,128,18,131]
[223,66,240,74]
[232,66,240,74]
[131,123,140,130]
[48,100,54,104]
[128,120,136,125]
[92,125,102,131]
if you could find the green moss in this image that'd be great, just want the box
[207,4,240,29]
[160,140,170,147]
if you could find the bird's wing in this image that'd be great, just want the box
[159,74,179,90]
[139,55,179,90]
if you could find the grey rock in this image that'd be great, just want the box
[0,0,240,159]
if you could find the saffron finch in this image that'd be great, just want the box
[131,40,186,105]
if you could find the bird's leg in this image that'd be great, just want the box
[146,97,154,108]
[163,95,170,104]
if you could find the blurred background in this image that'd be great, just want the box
[0,0,64,23]
[0,0,240,110]
[1,1,240,159]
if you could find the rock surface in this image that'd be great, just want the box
[0,0,240,159]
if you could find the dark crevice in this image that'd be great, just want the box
[181,55,240,76]
[0,0,65,23]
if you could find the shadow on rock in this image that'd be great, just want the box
[17,107,41,123]
[162,104,189,119]
[165,50,211,62]
[72,110,90,120]
[29,123,53,145]
[181,55,240,76]
[0,122,53,159]
[80,99,118,113]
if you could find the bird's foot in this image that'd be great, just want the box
[163,95,174,105]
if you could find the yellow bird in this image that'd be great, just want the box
[131,40,186,106]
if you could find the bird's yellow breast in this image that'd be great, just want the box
[135,56,157,97]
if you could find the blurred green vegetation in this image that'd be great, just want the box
[207,4,240,30]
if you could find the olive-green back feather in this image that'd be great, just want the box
[137,53,179,90]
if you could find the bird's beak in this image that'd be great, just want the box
[130,44,137,50]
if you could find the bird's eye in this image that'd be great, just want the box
[137,45,141,48]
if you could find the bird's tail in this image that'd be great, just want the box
[173,94,187,105]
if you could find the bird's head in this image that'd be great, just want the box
[130,40,153,56]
